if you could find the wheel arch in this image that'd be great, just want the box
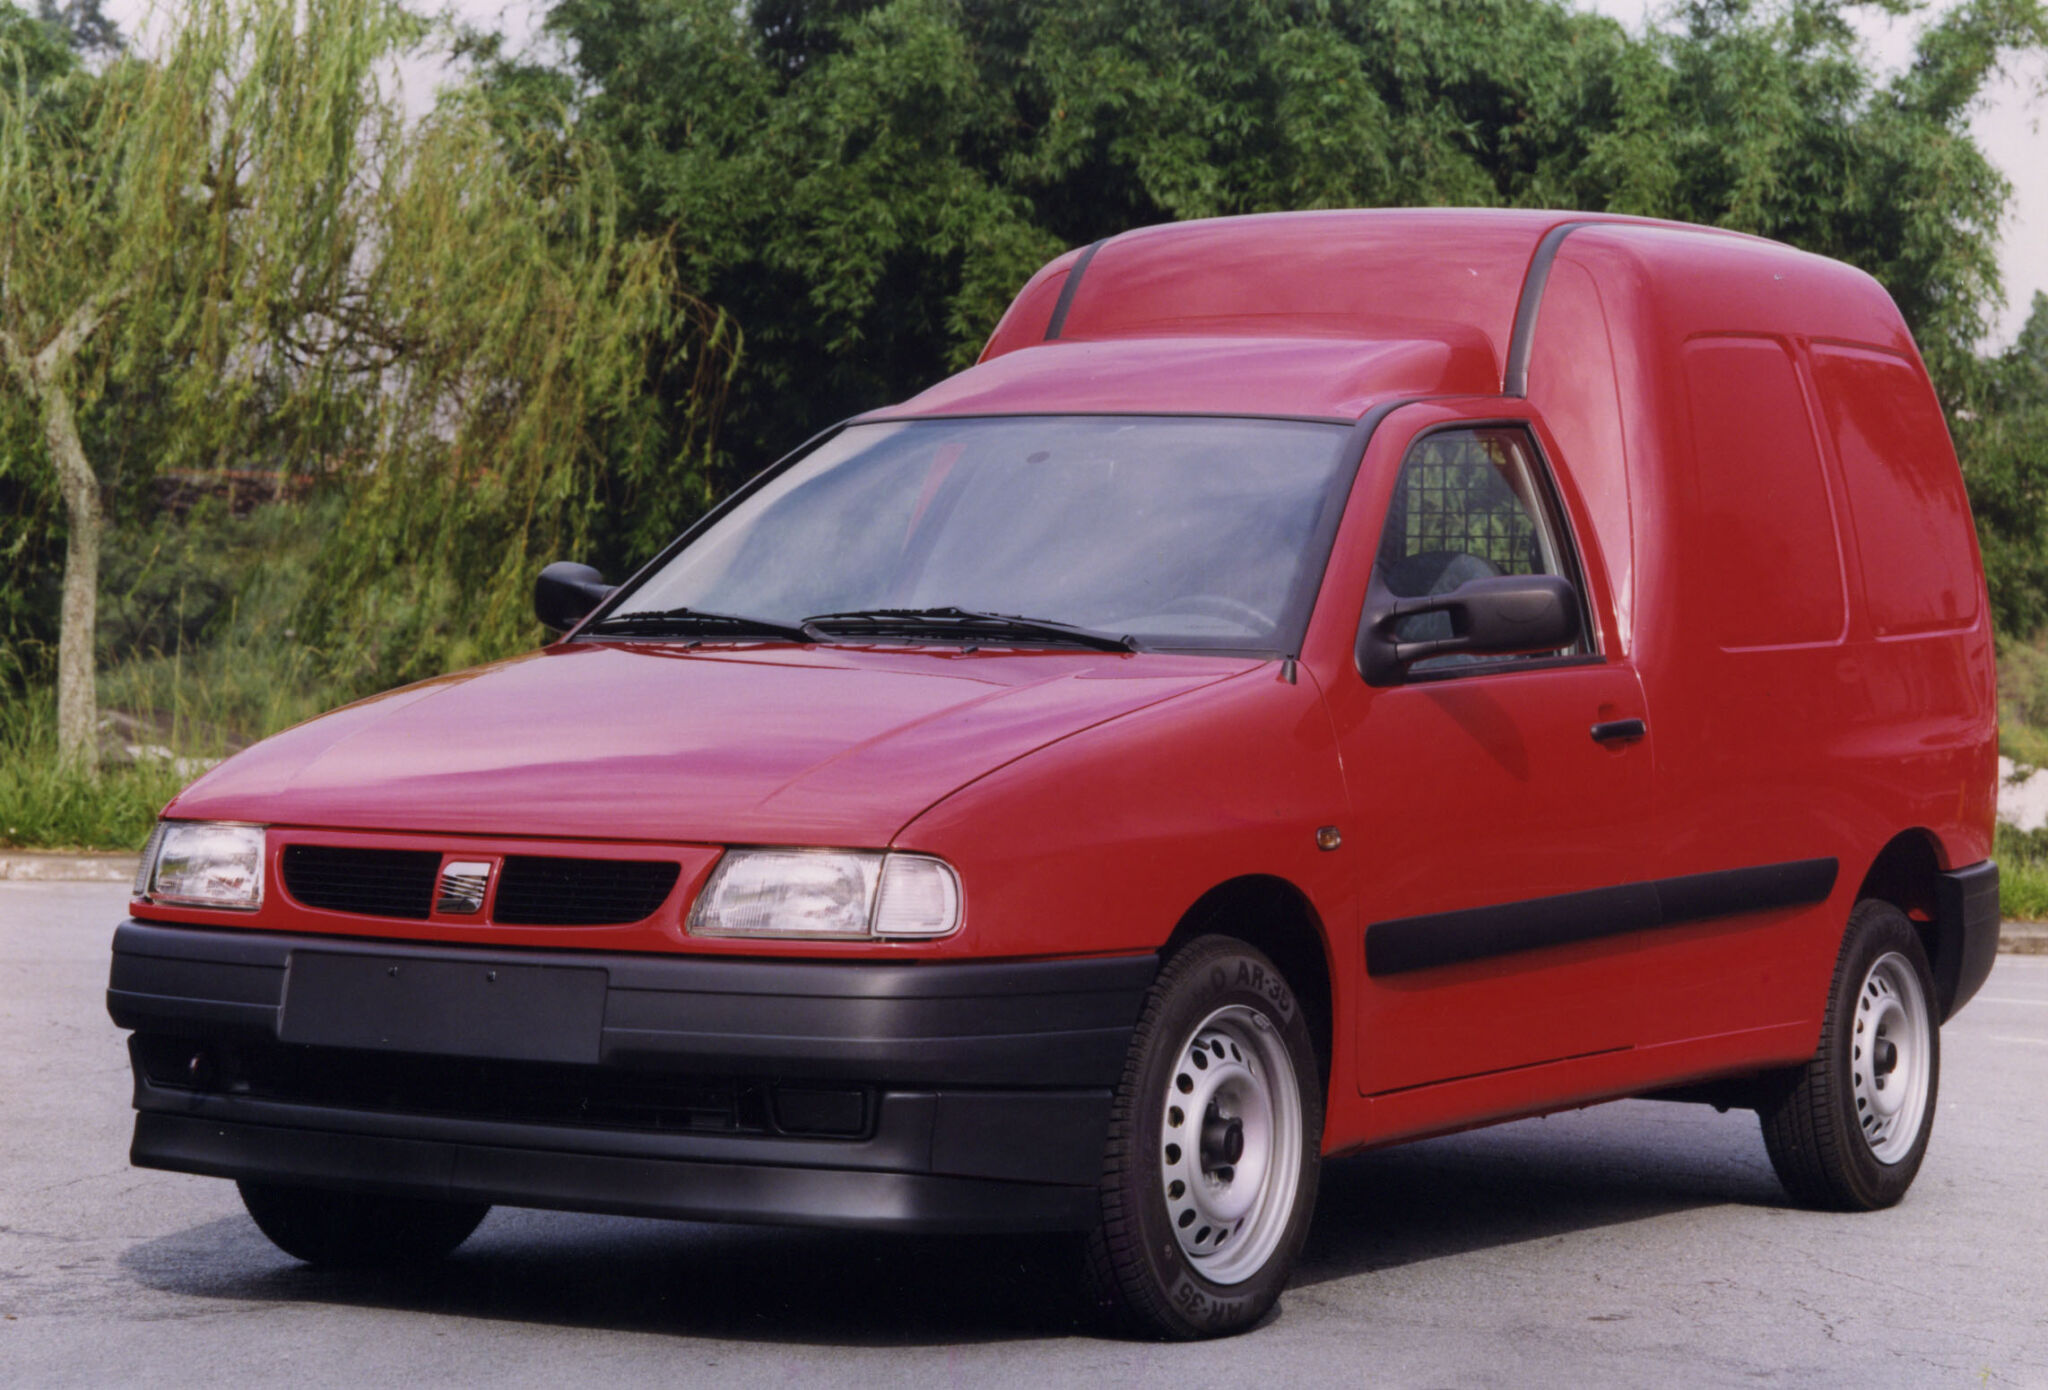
[1161,875,1334,1088]
[1854,828,1987,1021]
[1856,830,1944,920]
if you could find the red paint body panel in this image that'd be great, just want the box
[170,643,1244,848]
[142,209,1998,1165]
[1033,210,1557,374]
[880,335,1496,422]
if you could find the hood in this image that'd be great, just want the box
[167,642,1256,845]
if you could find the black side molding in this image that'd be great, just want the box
[1932,859,1999,1022]
[1366,858,1839,977]
[1043,237,1109,340]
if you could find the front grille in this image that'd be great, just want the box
[133,1035,871,1138]
[494,856,681,925]
[281,845,439,919]
[277,845,682,925]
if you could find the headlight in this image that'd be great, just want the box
[137,821,266,911]
[688,849,961,940]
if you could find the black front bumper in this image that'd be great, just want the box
[108,921,1156,1234]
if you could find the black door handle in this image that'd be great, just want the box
[1590,718,1647,745]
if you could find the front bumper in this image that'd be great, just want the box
[108,920,1156,1233]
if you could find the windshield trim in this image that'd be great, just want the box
[573,410,1395,659]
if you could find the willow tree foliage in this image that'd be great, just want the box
[503,0,2045,476]
[0,0,712,767]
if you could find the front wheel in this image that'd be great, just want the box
[1759,899,1940,1210]
[239,1182,490,1267]
[1082,935,1323,1339]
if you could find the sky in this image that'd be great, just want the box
[100,0,2048,350]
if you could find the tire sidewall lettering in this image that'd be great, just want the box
[1193,954,1295,1022]
[1169,1274,1255,1329]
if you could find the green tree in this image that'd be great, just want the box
[33,0,119,55]
[506,0,2043,476]
[0,0,713,768]
[1960,292,2048,633]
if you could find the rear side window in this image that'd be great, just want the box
[1681,338,1845,647]
[1809,345,1979,635]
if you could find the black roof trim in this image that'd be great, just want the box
[1503,220,1598,398]
[1044,238,1109,341]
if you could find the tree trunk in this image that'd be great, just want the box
[41,380,102,774]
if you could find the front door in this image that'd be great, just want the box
[1325,421,1655,1095]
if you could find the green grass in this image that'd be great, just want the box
[0,687,192,852]
[1999,634,2048,769]
[0,499,352,851]
[1996,821,2048,922]
[0,495,410,851]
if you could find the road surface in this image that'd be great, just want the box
[4,881,2044,1386]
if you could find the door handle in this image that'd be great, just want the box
[1590,718,1647,745]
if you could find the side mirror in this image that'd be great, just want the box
[1357,573,1581,686]
[535,561,615,633]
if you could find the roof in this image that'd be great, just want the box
[884,209,1779,421]
[873,333,1496,422]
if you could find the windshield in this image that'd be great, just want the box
[602,415,1355,652]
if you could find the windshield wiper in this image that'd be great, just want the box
[583,607,813,643]
[800,607,1139,653]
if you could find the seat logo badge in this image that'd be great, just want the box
[436,861,493,915]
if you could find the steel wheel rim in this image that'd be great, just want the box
[1850,951,1932,1165]
[1157,1003,1303,1285]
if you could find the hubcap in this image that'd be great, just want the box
[1157,1004,1303,1285]
[1849,951,1933,1165]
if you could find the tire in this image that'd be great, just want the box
[238,1182,490,1267]
[1082,935,1323,1339]
[1759,899,1940,1210]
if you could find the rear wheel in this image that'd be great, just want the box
[1082,935,1323,1339]
[239,1182,490,1267]
[1759,900,1939,1210]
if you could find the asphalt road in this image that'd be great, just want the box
[4,881,2045,1387]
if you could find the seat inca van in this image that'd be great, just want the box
[110,209,2000,1338]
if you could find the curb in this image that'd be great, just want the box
[0,852,138,883]
[2001,923,2048,955]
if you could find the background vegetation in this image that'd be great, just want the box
[3,0,2047,914]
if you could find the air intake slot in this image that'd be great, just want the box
[280,845,439,919]
[492,856,682,926]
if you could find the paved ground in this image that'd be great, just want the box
[3,881,2045,1387]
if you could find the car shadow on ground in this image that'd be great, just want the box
[1293,1099,1788,1287]
[116,1101,1790,1346]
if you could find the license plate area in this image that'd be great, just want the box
[278,951,607,1065]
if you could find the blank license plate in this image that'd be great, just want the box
[278,952,607,1065]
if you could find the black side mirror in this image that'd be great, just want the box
[1357,573,1581,686]
[535,561,616,633]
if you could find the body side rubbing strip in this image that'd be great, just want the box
[1365,858,1840,976]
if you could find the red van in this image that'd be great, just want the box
[109,210,2000,1338]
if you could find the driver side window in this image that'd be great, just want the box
[1375,427,1588,668]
